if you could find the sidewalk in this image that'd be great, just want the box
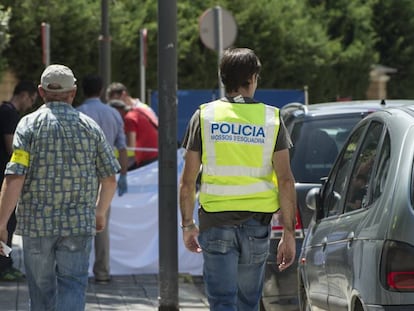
[0,236,209,311]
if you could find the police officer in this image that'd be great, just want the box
[179,47,297,311]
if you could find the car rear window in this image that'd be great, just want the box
[289,116,363,183]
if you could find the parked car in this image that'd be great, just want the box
[298,105,414,311]
[262,100,414,311]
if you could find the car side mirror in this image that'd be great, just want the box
[306,187,325,220]
[305,187,320,211]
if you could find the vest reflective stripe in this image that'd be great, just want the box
[201,180,276,196]
[199,100,280,213]
[262,105,278,161]
[203,164,272,177]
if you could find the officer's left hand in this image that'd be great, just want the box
[117,174,127,196]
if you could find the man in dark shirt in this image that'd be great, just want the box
[179,48,296,310]
[0,80,37,281]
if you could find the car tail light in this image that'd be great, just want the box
[271,209,303,238]
[380,240,414,292]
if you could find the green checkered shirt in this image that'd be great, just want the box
[5,102,121,237]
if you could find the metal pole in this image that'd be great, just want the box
[214,6,225,98]
[158,0,178,310]
[99,0,111,100]
[140,28,147,103]
[304,85,309,105]
[41,22,50,67]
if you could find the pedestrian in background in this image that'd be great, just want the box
[179,48,297,311]
[0,64,120,310]
[106,82,158,122]
[77,74,128,284]
[109,99,159,169]
[0,80,37,282]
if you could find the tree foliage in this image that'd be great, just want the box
[1,0,413,104]
[110,0,157,95]
[373,0,414,99]
[2,0,101,103]
[0,5,11,73]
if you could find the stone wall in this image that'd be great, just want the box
[365,65,397,100]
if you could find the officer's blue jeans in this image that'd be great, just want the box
[22,235,92,311]
[198,217,270,311]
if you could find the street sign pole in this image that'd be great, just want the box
[140,28,147,103]
[41,22,50,67]
[214,6,225,98]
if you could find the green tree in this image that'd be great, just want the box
[109,0,157,96]
[230,0,335,102]
[2,0,101,104]
[373,0,414,98]
[2,0,412,104]
[306,0,378,102]
[0,5,11,74]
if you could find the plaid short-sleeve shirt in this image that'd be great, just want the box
[6,102,120,237]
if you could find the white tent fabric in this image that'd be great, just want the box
[89,148,203,275]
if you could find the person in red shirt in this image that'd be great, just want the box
[105,82,158,121]
[109,99,158,169]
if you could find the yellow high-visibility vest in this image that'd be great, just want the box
[199,100,280,213]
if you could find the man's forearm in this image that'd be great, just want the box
[0,175,25,229]
[179,150,201,226]
[179,183,196,226]
[96,176,117,216]
[118,148,128,175]
[278,178,297,233]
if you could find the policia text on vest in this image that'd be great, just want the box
[210,122,265,144]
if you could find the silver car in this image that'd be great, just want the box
[262,100,414,311]
[299,105,414,310]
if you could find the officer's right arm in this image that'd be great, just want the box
[273,149,297,271]
[179,150,202,253]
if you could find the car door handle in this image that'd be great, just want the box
[347,232,355,248]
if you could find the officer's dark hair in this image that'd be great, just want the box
[219,48,261,93]
[13,80,37,96]
[82,74,103,97]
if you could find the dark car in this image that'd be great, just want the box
[261,100,414,311]
[299,105,414,311]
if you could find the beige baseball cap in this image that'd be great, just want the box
[41,64,77,92]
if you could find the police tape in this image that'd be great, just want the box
[126,147,158,152]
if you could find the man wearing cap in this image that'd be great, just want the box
[109,99,159,169]
[77,74,128,284]
[0,64,120,310]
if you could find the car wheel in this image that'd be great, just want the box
[298,278,311,311]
